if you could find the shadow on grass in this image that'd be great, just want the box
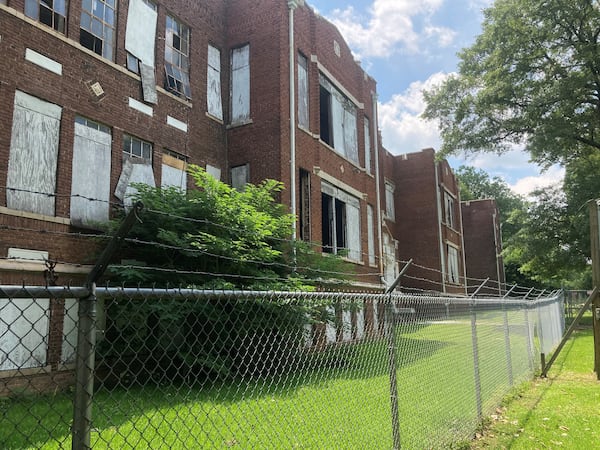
[0,333,450,449]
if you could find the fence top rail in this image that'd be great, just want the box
[0,285,562,307]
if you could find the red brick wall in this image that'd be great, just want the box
[462,199,505,294]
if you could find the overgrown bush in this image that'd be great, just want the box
[97,166,353,383]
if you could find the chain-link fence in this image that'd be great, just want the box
[1,285,563,449]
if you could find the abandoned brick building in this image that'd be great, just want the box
[0,0,505,376]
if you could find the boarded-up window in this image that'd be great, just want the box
[231,45,250,123]
[319,74,358,164]
[71,117,112,226]
[447,244,460,284]
[125,0,157,72]
[25,0,67,33]
[385,181,395,221]
[364,117,371,174]
[206,164,222,180]
[161,150,187,191]
[383,233,397,286]
[367,204,375,266]
[115,134,155,207]
[321,182,361,261]
[0,249,50,371]
[298,53,309,129]
[231,164,249,190]
[7,91,62,216]
[207,45,223,120]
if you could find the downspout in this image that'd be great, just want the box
[458,191,468,295]
[288,1,297,241]
[492,211,502,296]
[434,162,447,293]
[372,92,384,282]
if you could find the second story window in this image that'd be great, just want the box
[230,44,250,124]
[319,74,358,165]
[25,0,68,33]
[164,14,191,99]
[80,0,116,60]
[385,181,395,221]
[444,191,455,229]
[298,53,309,129]
[126,0,157,73]
[123,134,152,161]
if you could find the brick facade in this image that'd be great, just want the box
[461,199,506,295]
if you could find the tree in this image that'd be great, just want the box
[423,0,600,167]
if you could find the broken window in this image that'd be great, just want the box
[25,0,68,33]
[367,204,375,266]
[123,133,152,161]
[319,85,332,146]
[298,53,309,129]
[207,45,223,120]
[321,182,361,261]
[364,117,371,173]
[299,169,311,241]
[116,134,155,207]
[80,0,116,60]
[126,0,157,73]
[161,149,188,191]
[71,116,112,226]
[7,91,61,216]
[230,44,250,123]
[231,164,249,190]
[319,74,358,164]
[385,181,395,221]
[447,244,460,284]
[164,14,191,99]
[444,191,455,229]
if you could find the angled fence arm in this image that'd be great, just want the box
[541,287,597,378]
[72,201,144,450]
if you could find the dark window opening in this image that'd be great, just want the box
[300,169,311,241]
[319,86,332,146]
[321,193,346,255]
[80,29,103,56]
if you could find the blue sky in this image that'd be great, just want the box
[307,0,564,196]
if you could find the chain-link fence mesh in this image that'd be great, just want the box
[1,286,564,449]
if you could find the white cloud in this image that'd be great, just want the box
[378,72,450,154]
[327,0,454,58]
[509,166,565,198]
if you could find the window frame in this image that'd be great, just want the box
[207,44,223,119]
[447,244,460,285]
[385,181,395,221]
[80,0,117,60]
[126,0,157,73]
[444,191,456,229]
[230,44,251,124]
[164,13,191,99]
[25,0,68,33]
[122,133,153,162]
[298,52,309,130]
[321,182,362,262]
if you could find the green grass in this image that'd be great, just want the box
[470,327,600,449]
[0,314,540,449]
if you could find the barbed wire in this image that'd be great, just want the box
[0,188,556,297]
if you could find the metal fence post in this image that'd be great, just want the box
[385,301,401,450]
[523,306,535,373]
[470,301,483,420]
[72,286,97,450]
[502,302,514,387]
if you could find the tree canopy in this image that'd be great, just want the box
[423,0,600,167]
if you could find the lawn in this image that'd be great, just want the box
[470,326,600,449]
[1,311,539,449]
